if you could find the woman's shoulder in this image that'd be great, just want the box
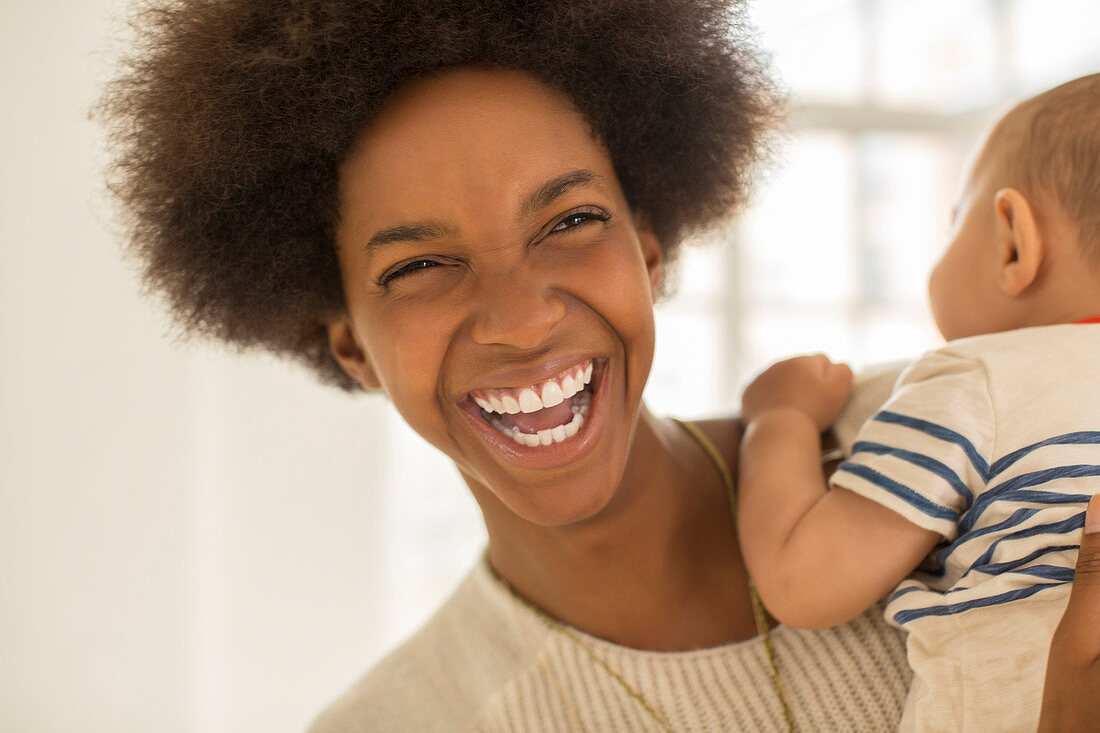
[307,557,550,733]
[682,415,743,470]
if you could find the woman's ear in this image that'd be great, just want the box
[327,318,382,391]
[993,187,1043,297]
[633,211,665,294]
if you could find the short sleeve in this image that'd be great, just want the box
[829,350,994,540]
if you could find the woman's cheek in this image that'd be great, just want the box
[364,305,447,403]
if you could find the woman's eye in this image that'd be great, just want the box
[550,208,609,233]
[378,259,440,286]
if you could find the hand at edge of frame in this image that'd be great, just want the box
[1037,493,1100,732]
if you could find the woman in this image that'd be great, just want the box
[101,1,1100,730]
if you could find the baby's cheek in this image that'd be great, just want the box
[926,262,954,340]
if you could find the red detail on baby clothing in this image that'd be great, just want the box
[1072,316,1100,325]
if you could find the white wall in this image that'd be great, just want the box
[3,3,188,727]
[0,2,441,730]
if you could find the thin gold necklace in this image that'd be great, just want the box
[493,419,795,731]
[675,418,795,731]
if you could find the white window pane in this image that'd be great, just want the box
[750,0,865,103]
[741,132,858,307]
[741,308,855,377]
[671,240,728,302]
[854,306,940,368]
[1011,0,1100,93]
[861,132,963,305]
[874,0,998,111]
[648,308,729,417]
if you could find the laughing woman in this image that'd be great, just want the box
[101,1,1100,730]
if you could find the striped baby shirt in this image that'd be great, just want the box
[832,323,1100,628]
[830,322,1100,730]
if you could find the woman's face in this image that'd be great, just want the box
[328,68,664,526]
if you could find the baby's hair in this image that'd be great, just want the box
[996,73,1100,262]
[99,0,781,390]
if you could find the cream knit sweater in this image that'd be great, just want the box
[310,366,909,732]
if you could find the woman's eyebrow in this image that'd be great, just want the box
[365,221,454,250]
[521,169,604,216]
[364,169,604,250]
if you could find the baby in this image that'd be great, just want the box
[737,73,1100,732]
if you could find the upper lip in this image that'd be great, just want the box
[458,354,600,398]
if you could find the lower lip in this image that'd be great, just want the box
[460,360,609,470]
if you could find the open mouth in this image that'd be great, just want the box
[467,359,597,448]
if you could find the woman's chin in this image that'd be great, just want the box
[468,465,625,529]
[508,481,621,528]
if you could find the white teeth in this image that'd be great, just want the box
[517,408,587,447]
[488,394,590,448]
[473,359,595,415]
[518,388,543,413]
[541,381,564,408]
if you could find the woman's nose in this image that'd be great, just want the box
[468,273,566,349]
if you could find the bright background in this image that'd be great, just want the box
[2,1,1098,730]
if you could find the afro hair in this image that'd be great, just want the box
[101,0,781,389]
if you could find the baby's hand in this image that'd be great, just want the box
[741,354,853,431]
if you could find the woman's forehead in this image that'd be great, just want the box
[337,68,623,226]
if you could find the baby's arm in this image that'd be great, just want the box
[737,355,941,629]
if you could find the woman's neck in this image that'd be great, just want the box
[479,407,758,651]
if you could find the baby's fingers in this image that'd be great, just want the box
[819,359,854,411]
[827,360,854,391]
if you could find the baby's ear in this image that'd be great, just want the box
[327,317,382,391]
[993,187,1043,297]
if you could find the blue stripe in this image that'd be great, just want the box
[936,507,1041,567]
[968,542,1080,577]
[836,462,959,522]
[959,465,1100,533]
[990,432,1100,477]
[890,585,925,601]
[960,490,1093,535]
[987,465,1100,496]
[872,411,990,479]
[1013,565,1076,582]
[892,583,1063,625]
[850,441,972,502]
[965,514,1085,572]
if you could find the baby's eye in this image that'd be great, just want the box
[378,258,441,286]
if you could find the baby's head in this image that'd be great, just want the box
[929,73,1100,342]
